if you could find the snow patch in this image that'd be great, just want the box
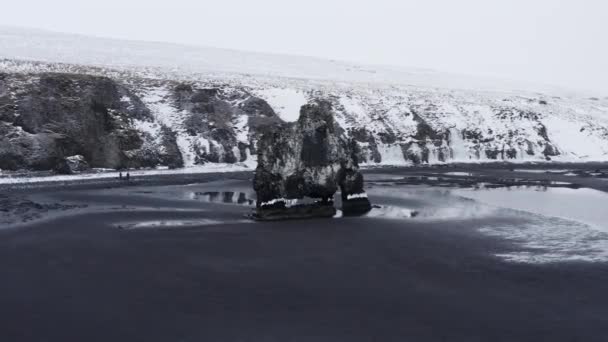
[254,88,308,122]
[346,193,368,200]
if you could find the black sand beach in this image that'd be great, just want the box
[1,164,608,341]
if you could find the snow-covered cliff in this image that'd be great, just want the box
[1,27,607,172]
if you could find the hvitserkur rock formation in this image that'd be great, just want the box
[253,100,372,220]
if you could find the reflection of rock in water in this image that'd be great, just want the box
[237,193,248,204]
[222,192,234,203]
[253,100,372,221]
[207,192,219,202]
[190,191,256,206]
[369,174,579,191]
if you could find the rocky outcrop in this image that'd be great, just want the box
[168,82,282,166]
[253,100,372,220]
[0,73,283,173]
[54,155,89,174]
[335,101,565,165]
[0,72,183,171]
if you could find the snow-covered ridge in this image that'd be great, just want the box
[1,27,608,170]
[2,57,608,169]
[0,26,591,96]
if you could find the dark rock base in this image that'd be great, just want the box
[342,198,373,216]
[252,203,337,221]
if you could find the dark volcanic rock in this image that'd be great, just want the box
[338,163,372,216]
[0,72,182,171]
[171,82,282,165]
[349,127,382,163]
[158,126,184,169]
[54,155,90,175]
[250,202,337,221]
[253,100,371,220]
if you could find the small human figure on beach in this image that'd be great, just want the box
[119,172,123,180]
[126,172,130,181]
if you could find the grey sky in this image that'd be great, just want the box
[3,0,607,93]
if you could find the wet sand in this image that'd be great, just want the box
[1,165,608,341]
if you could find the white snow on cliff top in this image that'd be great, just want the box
[252,88,309,122]
[0,26,591,97]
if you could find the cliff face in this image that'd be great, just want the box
[0,72,181,171]
[253,100,371,219]
[327,92,569,165]
[167,83,282,166]
[0,71,283,172]
[1,58,608,174]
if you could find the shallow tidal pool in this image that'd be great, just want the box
[366,183,608,263]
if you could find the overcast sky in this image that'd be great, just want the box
[3,0,607,93]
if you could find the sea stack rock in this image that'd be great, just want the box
[253,99,372,220]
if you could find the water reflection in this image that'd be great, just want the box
[117,219,222,229]
[444,172,473,176]
[189,191,256,206]
[115,218,253,230]
[367,182,608,263]
[454,185,608,263]
[373,178,575,189]
[452,186,608,232]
